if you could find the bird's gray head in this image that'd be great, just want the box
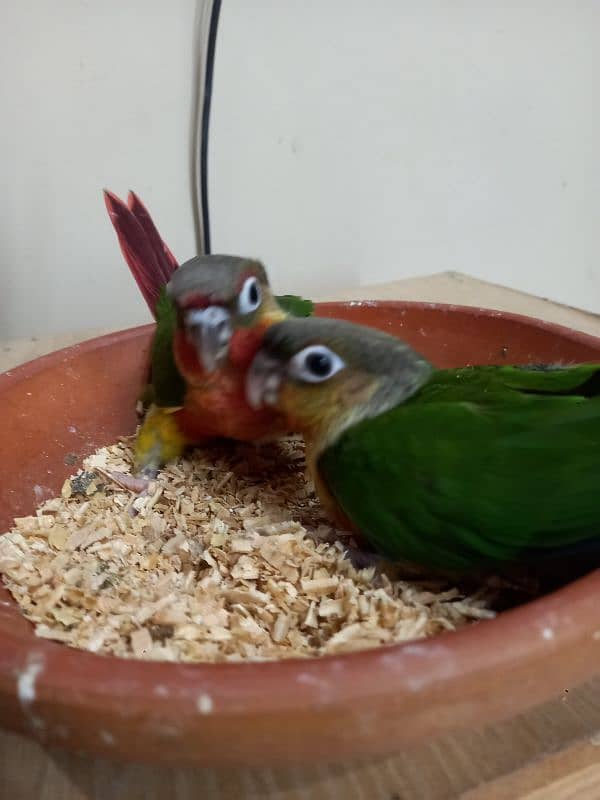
[166,255,281,372]
[246,316,432,448]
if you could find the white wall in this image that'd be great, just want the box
[210,1,600,309]
[2,1,599,338]
[1,0,197,338]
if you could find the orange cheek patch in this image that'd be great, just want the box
[229,327,265,369]
[173,330,206,381]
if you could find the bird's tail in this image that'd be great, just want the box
[104,190,179,318]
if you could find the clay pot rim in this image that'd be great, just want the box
[4,298,600,386]
[2,300,600,730]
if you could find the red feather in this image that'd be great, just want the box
[104,189,178,317]
[171,326,284,441]
[127,191,178,281]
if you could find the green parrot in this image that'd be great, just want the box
[104,190,313,476]
[245,316,600,575]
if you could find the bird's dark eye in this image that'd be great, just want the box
[305,351,333,377]
[238,276,262,314]
[290,345,345,384]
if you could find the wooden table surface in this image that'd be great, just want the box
[2,271,600,800]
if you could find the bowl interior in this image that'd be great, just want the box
[2,300,600,766]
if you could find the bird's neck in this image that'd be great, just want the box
[305,368,431,465]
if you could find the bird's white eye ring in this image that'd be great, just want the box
[289,345,345,384]
[238,276,262,315]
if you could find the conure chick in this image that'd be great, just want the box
[104,190,313,476]
[246,316,600,576]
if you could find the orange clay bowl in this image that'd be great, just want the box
[2,300,600,767]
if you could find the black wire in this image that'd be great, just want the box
[200,0,222,255]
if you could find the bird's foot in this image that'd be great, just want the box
[98,468,159,516]
[342,547,413,582]
[102,470,153,494]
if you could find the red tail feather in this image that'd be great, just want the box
[104,190,179,317]
[127,191,179,281]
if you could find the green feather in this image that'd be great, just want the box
[275,295,314,317]
[319,363,600,572]
[150,288,186,408]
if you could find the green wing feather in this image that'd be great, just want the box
[319,364,600,572]
[149,288,186,408]
[275,295,314,317]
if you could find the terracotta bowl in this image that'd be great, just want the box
[1,301,600,767]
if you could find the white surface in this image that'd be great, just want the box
[0,0,197,337]
[210,1,600,309]
[1,1,599,337]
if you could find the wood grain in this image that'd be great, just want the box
[2,680,600,799]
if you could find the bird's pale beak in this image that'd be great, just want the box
[184,306,232,373]
[246,351,283,410]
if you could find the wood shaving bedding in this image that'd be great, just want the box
[0,438,494,662]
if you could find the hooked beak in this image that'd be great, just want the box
[184,306,232,373]
[246,351,284,410]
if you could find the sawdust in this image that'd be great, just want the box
[0,438,494,662]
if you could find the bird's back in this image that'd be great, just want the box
[318,363,600,572]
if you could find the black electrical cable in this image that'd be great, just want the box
[199,0,221,255]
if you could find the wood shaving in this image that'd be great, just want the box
[0,437,494,662]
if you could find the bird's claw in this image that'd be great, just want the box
[99,470,153,494]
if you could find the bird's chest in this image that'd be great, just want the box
[177,376,285,442]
